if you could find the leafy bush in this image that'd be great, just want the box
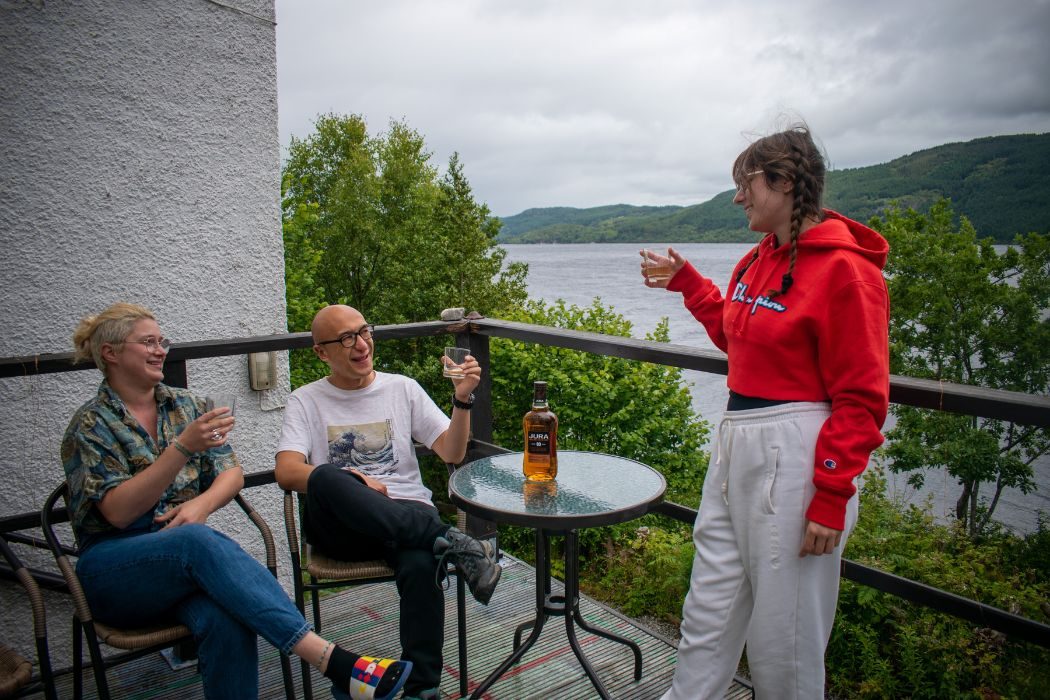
[826,466,1050,698]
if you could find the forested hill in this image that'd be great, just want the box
[497,133,1050,244]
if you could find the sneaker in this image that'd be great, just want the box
[402,689,440,700]
[433,527,501,605]
[331,657,412,700]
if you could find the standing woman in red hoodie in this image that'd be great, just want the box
[643,125,890,699]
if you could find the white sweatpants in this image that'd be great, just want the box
[660,403,858,700]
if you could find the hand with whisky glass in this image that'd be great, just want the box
[443,347,471,379]
[640,247,686,288]
[441,347,481,404]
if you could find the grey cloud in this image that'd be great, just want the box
[276,0,1050,217]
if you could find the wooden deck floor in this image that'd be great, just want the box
[24,554,753,699]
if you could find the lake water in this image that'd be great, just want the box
[502,242,1049,535]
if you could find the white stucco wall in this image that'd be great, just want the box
[0,0,292,670]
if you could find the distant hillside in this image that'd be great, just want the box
[497,133,1050,244]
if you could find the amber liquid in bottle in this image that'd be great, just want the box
[523,381,558,481]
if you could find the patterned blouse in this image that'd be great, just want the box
[61,380,239,548]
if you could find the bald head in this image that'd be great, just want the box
[311,304,365,344]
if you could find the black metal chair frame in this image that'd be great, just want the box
[0,535,57,700]
[282,462,470,699]
[41,482,296,700]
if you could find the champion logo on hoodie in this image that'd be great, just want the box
[823,459,838,470]
[730,282,787,316]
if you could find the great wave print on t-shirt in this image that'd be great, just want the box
[326,419,398,476]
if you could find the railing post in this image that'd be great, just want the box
[458,328,493,444]
[456,325,498,541]
[163,359,188,389]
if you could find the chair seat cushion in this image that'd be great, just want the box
[307,548,395,581]
[93,621,191,650]
[0,642,32,696]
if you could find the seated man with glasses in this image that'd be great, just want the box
[275,304,501,700]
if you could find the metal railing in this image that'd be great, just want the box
[2,316,1048,648]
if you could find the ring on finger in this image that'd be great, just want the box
[211,430,222,441]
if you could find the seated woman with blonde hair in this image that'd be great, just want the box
[62,301,411,700]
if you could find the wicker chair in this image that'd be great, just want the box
[41,482,296,700]
[0,536,57,700]
[282,481,471,699]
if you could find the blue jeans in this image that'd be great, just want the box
[77,523,311,699]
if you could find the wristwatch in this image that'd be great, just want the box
[452,393,475,410]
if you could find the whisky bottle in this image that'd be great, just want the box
[523,381,558,481]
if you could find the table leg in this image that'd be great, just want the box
[565,531,644,681]
[469,529,550,699]
[562,530,613,699]
[514,532,552,650]
[470,528,645,699]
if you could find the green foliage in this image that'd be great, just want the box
[824,466,1050,698]
[874,199,1050,534]
[573,466,1050,698]
[486,298,710,557]
[498,134,1050,244]
[586,523,694,623]
[281,113,529,389]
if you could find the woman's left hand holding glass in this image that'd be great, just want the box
[179,408,235,453]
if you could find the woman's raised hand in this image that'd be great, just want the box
[639,247,686,288]
[178,408,235,453]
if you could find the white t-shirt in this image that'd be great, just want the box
[277,372,450,503]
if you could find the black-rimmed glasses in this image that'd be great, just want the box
[316,325,374,349]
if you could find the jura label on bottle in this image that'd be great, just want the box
[527,430,550,455]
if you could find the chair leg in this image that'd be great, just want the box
[36,633,58,700]
[82,620,112,700]
[456,574,468,698]
[310,578,322,633]
[300,656,315,700]
[279,651,296,700]
[292,568,314,700]
[72,617,83,700]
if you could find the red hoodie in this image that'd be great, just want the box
[667,210,890,530]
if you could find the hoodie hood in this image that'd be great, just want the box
[758,209,888,270]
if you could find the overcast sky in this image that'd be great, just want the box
[275,0,1050,217]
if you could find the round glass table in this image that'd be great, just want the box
[449,451,666,699]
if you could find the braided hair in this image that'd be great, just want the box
[731,125,826,297]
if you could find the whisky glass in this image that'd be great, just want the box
[205,395,236,417]
[642,249,675,284]
[443,347,470,379]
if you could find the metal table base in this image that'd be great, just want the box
[470,528,642,699]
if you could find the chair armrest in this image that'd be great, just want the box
[40,483,95,625]
[281,489,311,584]
[233,493,278,577]
[0,536,47,640]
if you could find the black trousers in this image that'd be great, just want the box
[304,463,450,694]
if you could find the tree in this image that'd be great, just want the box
[874,199,1050,535]
[281,113,528,387]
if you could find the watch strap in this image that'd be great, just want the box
[452,393,475,410]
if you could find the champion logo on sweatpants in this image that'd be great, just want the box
[823,458,837,470]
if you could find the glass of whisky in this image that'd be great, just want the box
[443,347,470,379]
[642,249,675,284]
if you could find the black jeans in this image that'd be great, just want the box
[304,464,450,694]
